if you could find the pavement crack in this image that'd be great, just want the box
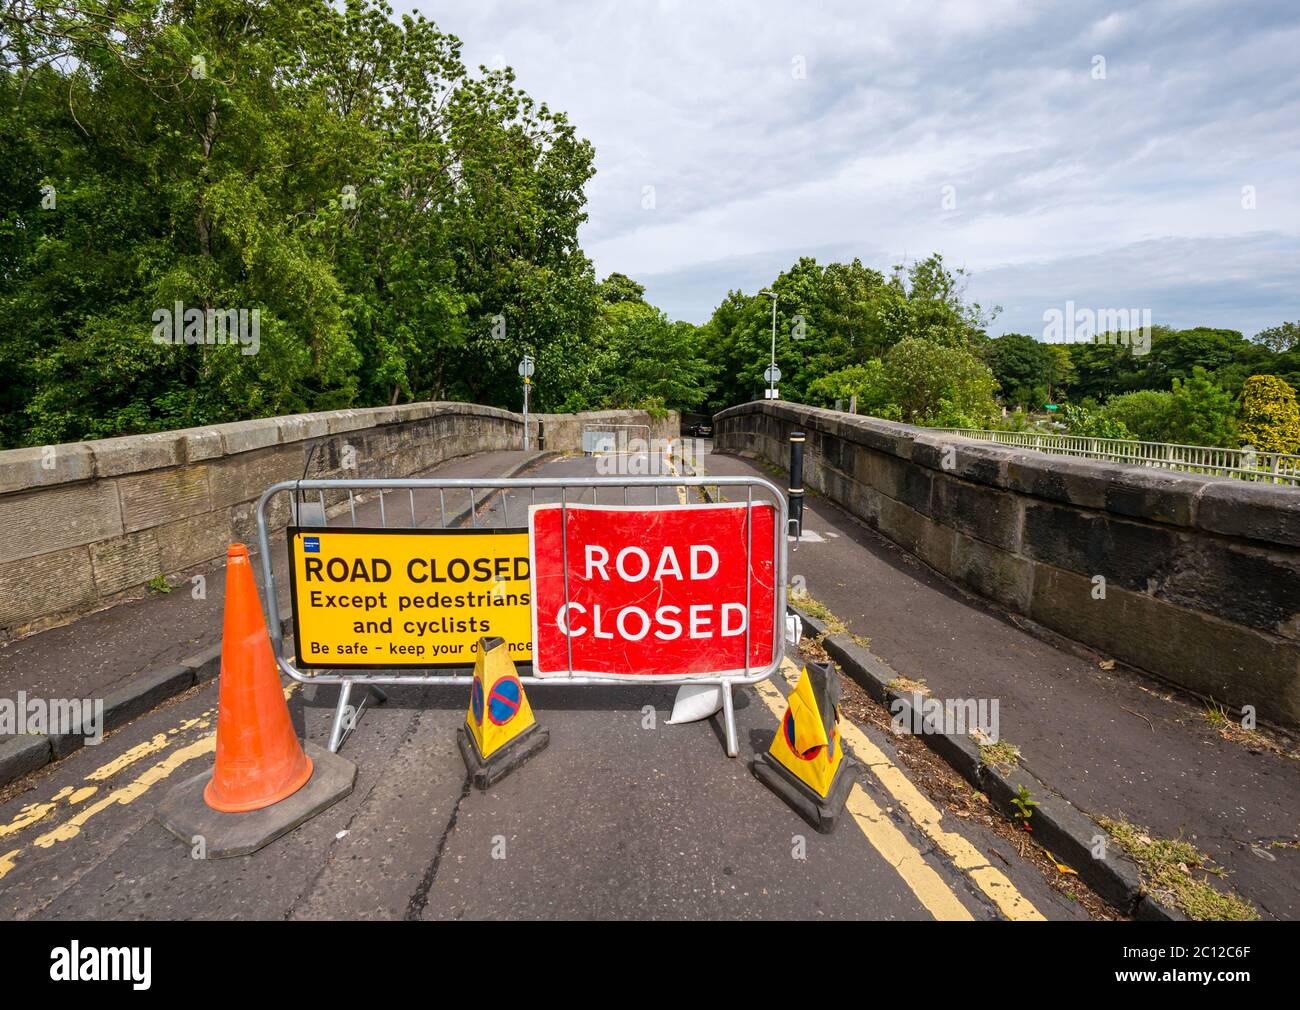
[283,689,427,921]
[403,773,472,921]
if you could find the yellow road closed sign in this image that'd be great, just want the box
[287,527,532,668]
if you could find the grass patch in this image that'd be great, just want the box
[146,575,172,593]
[979,739,1021,768]
[1099,816,1260,921]
[1200,702,1290,757]
[789,588,847,638]
[886,676,931,697]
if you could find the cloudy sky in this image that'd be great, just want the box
[407,0,1299,337]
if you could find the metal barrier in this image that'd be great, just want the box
[930,427,1300,486]
[580,423,652,455]
[254,474,788,758]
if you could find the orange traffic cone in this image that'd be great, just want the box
[203,544,313,813]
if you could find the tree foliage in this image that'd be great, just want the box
[697,253,997,409]
[1096,389,1176,441]
[986,333,1051,409]
[1254,321,1300,353]
[4,4,1295,451]
[1097,369,1238,447]
[1239,375,1300,454]
[1060,404,1133,440]
[559,297,713,415]
[804,341,999,427]
[1,0,604,447]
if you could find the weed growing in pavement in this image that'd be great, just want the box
[789,588,846,638]
[979,739,1021,769]
[1099,816,1259,921]
[1010,784,1038,833]
[1200,702,1293,758]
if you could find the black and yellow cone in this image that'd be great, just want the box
[456,636,549,789]
[751,661,861,833]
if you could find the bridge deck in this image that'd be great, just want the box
[0,446,1293,920]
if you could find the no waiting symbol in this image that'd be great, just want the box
[488,677,523,725]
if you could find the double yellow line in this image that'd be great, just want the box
[0,687,296,885]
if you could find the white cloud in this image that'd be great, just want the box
[402,0,1300,334]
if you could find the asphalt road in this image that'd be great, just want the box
[0,447,1088,920]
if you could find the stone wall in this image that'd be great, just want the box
[0,403,675,639]
[716,400,1300,728]
[533,409,679,452]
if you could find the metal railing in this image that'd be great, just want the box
[930,428,1300,486]
[255,474,787,758]
[581,423,652,455]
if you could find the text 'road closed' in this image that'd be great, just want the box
[288,527,532,667]
[529,502,778,677]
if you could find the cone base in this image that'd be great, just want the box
[203,753,314,814]
[457,723,549,790]
[751,751,862,834]
[156,741,355,858]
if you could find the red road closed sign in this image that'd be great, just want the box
[529,502,778,678]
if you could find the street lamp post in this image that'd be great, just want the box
[518,354,535,450]
[760,289,778,399]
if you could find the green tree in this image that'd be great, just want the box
[880,338,999,427]
[1099,390,1176,441]
[1064,326,1284,405]
[1061,404,1133,440]
[805,361,896,417]
[1166,368,1238,447]
[1045,344,1075,402]
[986,333,1052,409]
[1254,321,1300,353]
[563,301,713,414]
[697,253,994,409]
[598,272,647,305]
[884,254,998,350]
[0,0,602,446]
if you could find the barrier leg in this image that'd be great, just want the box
[722,681,738,758]
[328,681,353,753]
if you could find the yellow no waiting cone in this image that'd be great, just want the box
[752,661,861,832]
[457,636,550,789]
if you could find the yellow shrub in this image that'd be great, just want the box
[1239,375,1300,454]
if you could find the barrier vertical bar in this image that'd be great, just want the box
[773,479,783,678]
[561,486,574,677]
